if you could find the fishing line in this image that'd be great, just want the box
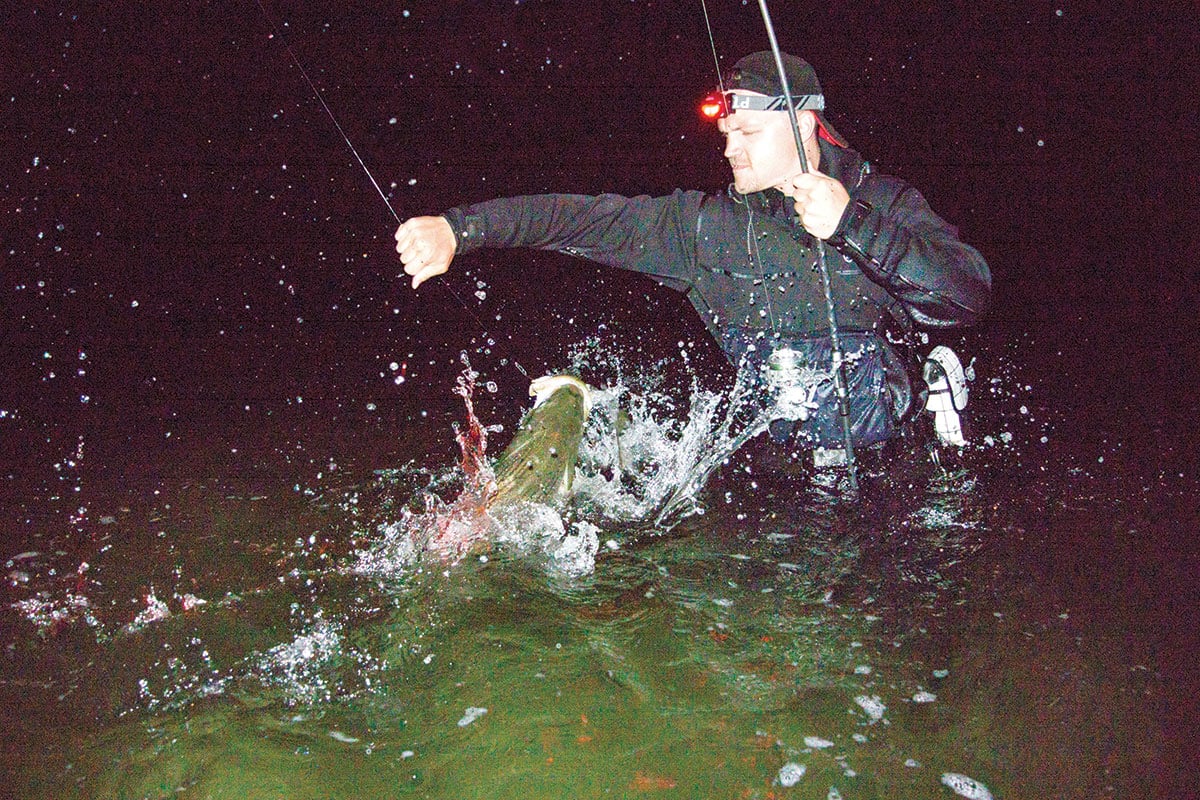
[254,1,529,380]
[254,0,400,225]
[699,0,725,94]
[699,0,782,345]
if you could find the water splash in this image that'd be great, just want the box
[354,359,500,576]
[572,353,796,526]
[10,591,101,636]
[355,346,795,577]
[251,613,344,706]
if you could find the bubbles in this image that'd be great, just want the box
[11,591,99,634]
[776,762,806,786]
[854,694,887,723]
[254,615,344,705]
[457,706,487,727]
[124,591,170,633]
[940,773,993,800]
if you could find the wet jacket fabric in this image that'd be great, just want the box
[441,141,991,448]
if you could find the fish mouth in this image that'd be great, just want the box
[490,374,591,507]
[530,374,591,414]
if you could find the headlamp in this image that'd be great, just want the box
[699,90,825,120]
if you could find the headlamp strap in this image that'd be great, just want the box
[727,92,825,113]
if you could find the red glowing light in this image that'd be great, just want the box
[699,93,726,120]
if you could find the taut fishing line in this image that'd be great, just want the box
[254,0,400,225]
[699,0,783,347]
[254,1,528,379]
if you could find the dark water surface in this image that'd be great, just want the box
[4,3,1197,798]
[3,314,1195,798]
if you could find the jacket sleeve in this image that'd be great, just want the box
[828,180,992,328]
[441,191,705,285]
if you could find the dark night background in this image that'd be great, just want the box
[5,2,1197,387]
[4,0,1197,507]
[3,1,1199,792]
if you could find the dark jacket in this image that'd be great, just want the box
[441,141,991,447]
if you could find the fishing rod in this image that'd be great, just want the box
[754,0,859,492]
[254,0,528,380]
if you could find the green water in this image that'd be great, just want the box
[3,442,1172,800]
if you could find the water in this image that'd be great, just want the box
[4,5,1196,796]
[2,320,1195,798]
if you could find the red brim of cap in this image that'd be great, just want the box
[816,114,848,148]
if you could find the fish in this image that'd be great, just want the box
[490,374,592,507]
[421,373,592,561]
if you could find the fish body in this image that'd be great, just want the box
[490,374,591,507]
[421,373,592,561]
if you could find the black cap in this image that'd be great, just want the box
[724,51,848,147]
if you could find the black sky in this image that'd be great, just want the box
[3,1,1198,419]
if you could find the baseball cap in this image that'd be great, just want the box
[723,51,848,147]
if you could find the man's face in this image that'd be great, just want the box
[717,93,803,195]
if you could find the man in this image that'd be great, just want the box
[395,52,991,460]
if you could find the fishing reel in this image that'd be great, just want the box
[764,347,818,422]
